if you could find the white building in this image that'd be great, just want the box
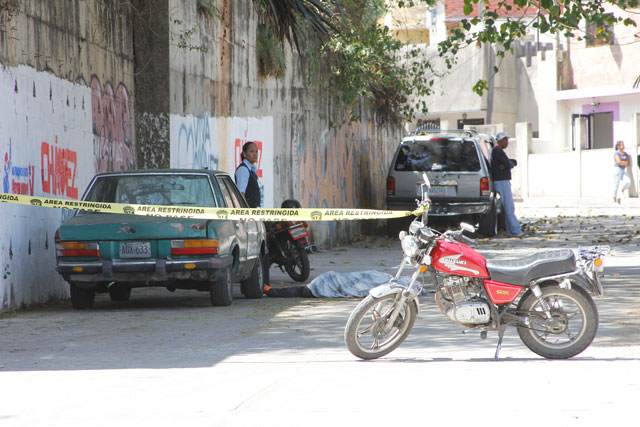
[389,1,640,202]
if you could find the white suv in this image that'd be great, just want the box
[386,129,503,237]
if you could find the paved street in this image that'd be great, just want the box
[1,204,639,426]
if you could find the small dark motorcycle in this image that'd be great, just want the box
[267,199,311,282]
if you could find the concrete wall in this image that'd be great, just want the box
[0,0,402,311]
[0,0,136,311]
[164,0,403,247]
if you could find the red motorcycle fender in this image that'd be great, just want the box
[484,280,524,305]
[369,283,420,315]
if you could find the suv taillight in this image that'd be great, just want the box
[386,177,395,196]
[480,177,490,196]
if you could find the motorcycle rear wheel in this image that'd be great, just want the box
[344,294,418,360]
[284,239,310,282]
[517,286,598,359]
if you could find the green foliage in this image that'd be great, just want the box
[318,22,435,124]
[172,0,222,53]
[0,0,20,20]
[257,24,286,78]
[256,0,640,117]
[255,0,340,49]
[173,19,209,53]
[436,0,639,94]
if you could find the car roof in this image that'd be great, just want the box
[92,169,228,178]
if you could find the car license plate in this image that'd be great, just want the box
[119,242,151,258]
[289,226,308,239]
[428,186,447,196]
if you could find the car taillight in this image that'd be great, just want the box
[56,241,100,257]
[480,177,490,196]
[386,177,395,196]
[171,239,219,255]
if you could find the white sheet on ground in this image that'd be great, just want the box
[307,270,412,298]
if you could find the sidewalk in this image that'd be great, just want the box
[516,196,640,218]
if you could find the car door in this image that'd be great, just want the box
[217,175,260,276]
[216,176,247,273]
[220,176,262,262]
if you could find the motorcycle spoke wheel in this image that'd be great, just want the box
[344,294,418,360]
[517,287,598,359]
[283,240,310,282]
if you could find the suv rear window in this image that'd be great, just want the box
[394,138,481,172]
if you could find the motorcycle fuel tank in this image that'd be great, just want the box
[431,239,490,278]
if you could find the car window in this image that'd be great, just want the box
[215,177,234,208]
[218,176,248,208]
[85,175,217,207]
[394,138,481,172]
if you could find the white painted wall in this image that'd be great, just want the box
[1,65,96,310]
[169,114,275,208]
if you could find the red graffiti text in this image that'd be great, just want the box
[41,138,78,199]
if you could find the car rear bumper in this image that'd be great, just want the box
[57,255,233,286]
[387,197,491,217]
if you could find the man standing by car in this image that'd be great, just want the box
[491,132,523,237]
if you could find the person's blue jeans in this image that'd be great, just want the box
[613,167,629,199]
[494,180,522,236]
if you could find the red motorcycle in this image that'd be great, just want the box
[345,175,608,359]
[267,199,312,282]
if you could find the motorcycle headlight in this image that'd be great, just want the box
[409,220,424,235]
[401,235,419,258]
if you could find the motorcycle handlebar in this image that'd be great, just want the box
[452,231,477,246]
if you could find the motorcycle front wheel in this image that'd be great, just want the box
[344,294,418,360]
[284,239,310,282]
[517,286,598,359]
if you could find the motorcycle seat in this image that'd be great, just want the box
[486,249,576,286]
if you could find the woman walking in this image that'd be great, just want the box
[613,140,630,204]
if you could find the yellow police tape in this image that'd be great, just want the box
[0,192,426,221]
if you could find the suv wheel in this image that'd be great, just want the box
[478,200,498,237]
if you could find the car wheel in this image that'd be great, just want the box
[70,283,95,309]
[109,286,131,302]
[478,200,498,237]
[210,265,233,306]
[240,255,264,299]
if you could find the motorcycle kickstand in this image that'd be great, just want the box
[494,324,507,359]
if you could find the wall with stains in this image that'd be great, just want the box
[0,0,402,311]
[0,1,136,311]
[168,0,403,247]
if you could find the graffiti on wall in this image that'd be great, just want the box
[297,125,361,210]
[176,116,219,170]
[91,76,135,173]
[40,136,79,199]
[170,114,274,207]
[3,139,35,196]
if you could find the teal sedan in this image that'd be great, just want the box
[55,170,266,309]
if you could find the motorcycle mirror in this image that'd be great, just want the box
[409,220,424,235]
[421,172,431,189]
[418,173,431,201]
[460,222,476,233]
